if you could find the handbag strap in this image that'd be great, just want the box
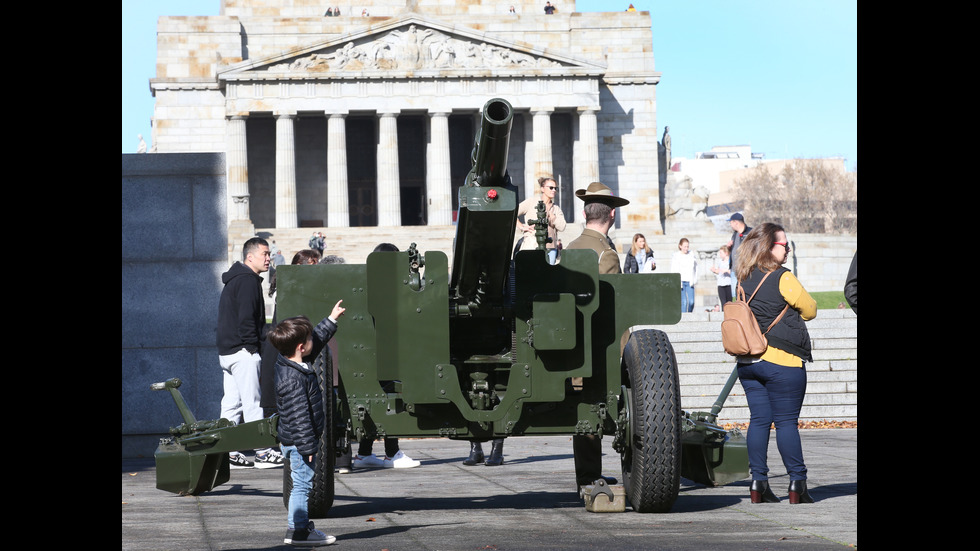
[764,304,789,334]
[739,270,789,334]
[739,270,773,304]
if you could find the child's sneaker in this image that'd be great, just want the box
[352,454,385,469]
[384,450,421,469]
[255,448,284,469]
[284,521,336,546]
[228,451,254,469]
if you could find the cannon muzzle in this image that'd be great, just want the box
[450,98,517,307]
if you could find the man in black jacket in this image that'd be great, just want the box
[216,237,281,468]
[726,213,752,297]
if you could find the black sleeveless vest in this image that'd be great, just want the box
[740,267,813,362]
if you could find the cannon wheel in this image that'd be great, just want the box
[619,329,681,513]
[282,346,336,518]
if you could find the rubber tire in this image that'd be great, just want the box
[282,346,336,518]
[620,329,682,513]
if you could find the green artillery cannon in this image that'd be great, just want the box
[152,97,747,514]
[151,378,279,495]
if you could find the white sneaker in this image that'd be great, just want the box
[254,448,284,469]
[384,450,421,469]
[285,521,336,546]
[352,454,386,469]
[228,451,254,469]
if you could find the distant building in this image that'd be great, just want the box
[149,0,664,235]
[669,144,848,230]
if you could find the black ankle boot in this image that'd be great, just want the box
[462,441,485,466]
[485,438,504,466]
[750,480,779,503]
[788,480,814,504]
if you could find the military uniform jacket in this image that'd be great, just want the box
[566,228,621,275]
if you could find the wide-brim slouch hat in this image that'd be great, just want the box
[574,181,630,208]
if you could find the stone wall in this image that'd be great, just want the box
[221,1,582,18]
[121,153,229,458]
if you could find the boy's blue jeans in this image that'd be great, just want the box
[281,444,315,529]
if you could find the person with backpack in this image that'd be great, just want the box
[732,223,817,505]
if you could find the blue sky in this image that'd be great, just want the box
[122,1,856,169]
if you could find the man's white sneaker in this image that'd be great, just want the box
[352,454,386,468]
[254,448,284,469]
[228,451,254,469]
[384,450,421,469]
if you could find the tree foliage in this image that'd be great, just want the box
[733,159,857,234]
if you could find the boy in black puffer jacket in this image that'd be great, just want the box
[268,302,345,547]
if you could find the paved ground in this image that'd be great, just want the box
[122,430,857,550]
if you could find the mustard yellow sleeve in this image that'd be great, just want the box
[778,271,816,321]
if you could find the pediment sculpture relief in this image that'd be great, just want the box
[268,24,562,73]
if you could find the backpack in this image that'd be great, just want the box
[721,271,789,356]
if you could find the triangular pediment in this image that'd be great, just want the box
[218,14,606,81]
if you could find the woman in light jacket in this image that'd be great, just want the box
[516,177,566,264]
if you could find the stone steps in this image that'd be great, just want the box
[258,225,460,266]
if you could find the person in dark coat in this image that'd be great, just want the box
[269,304,345,546]
[726,213,752,297]
[844,251,856,315]
[216,237,281,468]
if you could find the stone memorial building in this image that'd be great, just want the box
[150,0,662,242]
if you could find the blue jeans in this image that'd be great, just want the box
[681,281,695,312]
[737,360,808,481]
[281,444,315,529]
[547,248,558,265]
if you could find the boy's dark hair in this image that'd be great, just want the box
[267,316,313,355]
[373,243,399,252]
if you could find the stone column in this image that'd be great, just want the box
[576,108,600,184]
[523,114,535,200]
[427,110,452,225]
[327,113,350,227]
[376,111,401,226]
[275,111,298,228]
[530,108,554,196]
[226,115,250,222]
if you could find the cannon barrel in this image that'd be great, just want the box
[449,98,517,311]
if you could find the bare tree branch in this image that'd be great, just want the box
[733,159,856,234]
